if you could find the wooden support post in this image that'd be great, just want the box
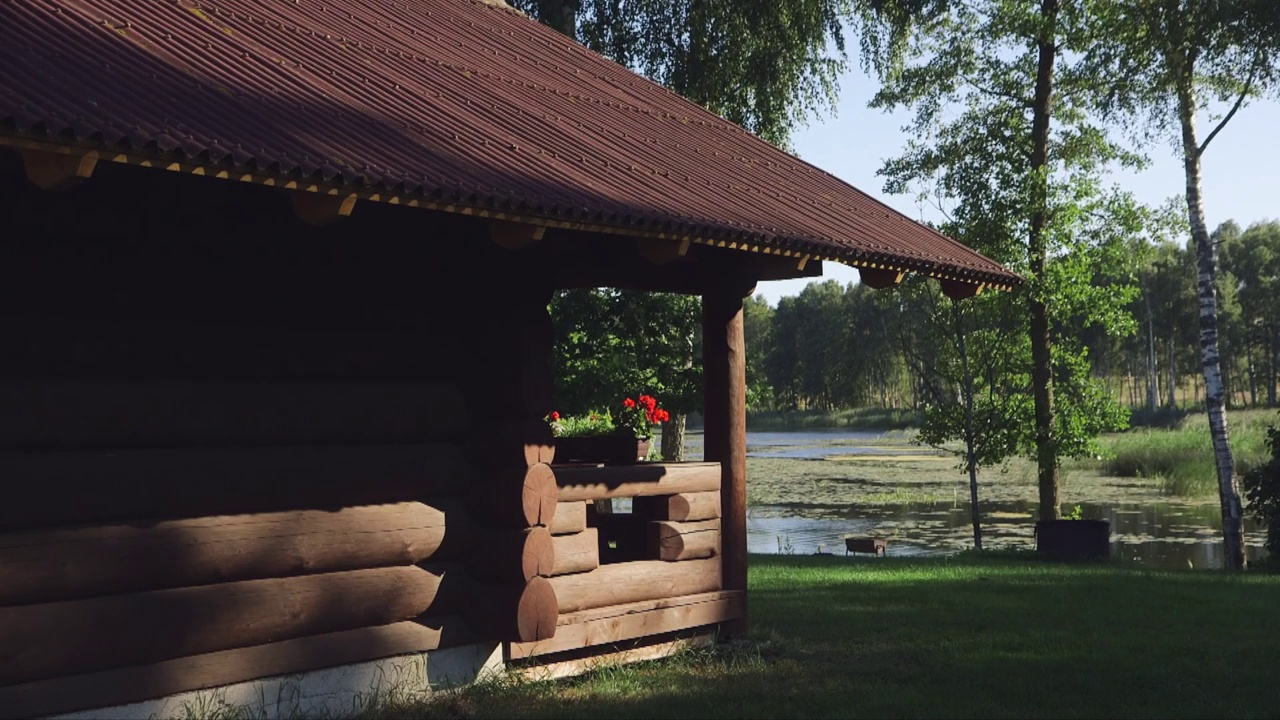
[703,278,751,636]
[19,149,98,190]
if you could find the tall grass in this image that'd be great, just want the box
[746,407,921,432]
[1099,408,1279,496]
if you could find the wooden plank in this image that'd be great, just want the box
[0,566,444,686]
[0,500,475,605]
[653,492,721,522]
[510,635,715,682]
[703,287,749,636]
[507,590,742,659]
[547,557,722,614]
[0,381,468,451]
[649,519,720,562]
[548,501,587,535]
[549,528,599,577]
[553,462,720,502]
[0,443,473,531]
[0,621,455,718]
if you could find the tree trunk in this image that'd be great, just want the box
[1030,0,1060,521]
[1246,345,1258,407]
[1146,294,1159,413]
[1175,63,1246,570]
[1264,326,1274,407]
[955,303,982,550]
[1167,338,1177,409]
[661,414,687,462]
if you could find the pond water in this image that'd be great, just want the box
[676,429,1270,570]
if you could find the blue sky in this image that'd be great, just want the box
[754,67,1280,307]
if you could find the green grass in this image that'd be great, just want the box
[746,407,922,432]
[1094,408,1279,496]
[355,553,1280,719]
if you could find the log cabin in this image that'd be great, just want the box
[0,0,1022,716]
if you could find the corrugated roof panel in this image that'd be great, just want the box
[0,0,1020,287]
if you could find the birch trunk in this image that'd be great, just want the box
[1176,66,1246,570]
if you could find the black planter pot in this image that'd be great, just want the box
[1035,519,1111,561]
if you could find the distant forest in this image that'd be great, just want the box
[742,219,1280,417]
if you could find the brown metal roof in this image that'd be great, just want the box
[0,0,1021,288]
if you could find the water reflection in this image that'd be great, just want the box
[747,501,1269,570]
[679,429,1270,571]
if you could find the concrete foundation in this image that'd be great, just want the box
[55,643,504,720]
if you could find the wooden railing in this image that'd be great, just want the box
[508,461,742,660]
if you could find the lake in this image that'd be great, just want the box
[674,428,1269,570]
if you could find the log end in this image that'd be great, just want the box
[515,576,559,642]
[522,463,558,527]
[522,526,556,581]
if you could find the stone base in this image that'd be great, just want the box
[55,643,503,720]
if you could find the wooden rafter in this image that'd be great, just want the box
[490,219,546,249]
[291,190,357,226]
[859,266,905,289]
[939,278,984,300]
[20,149,98,190]
[636,236,691,265]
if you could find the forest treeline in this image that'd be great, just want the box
[744,219,1280,418]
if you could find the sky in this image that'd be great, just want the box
[753,66,1280,307]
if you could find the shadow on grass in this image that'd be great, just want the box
[360,553,1280,720]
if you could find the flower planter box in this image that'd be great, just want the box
[554,436,651,465]
[1035,519,1111,561]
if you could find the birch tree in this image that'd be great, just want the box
[1084,0,1280,569]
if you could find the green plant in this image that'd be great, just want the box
[1242,416,1280,557]
[548,394,669,440]
[1064,504,1084,520]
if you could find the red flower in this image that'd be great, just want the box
[623,397,637,408]
[550,411,560,421]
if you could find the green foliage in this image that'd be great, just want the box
[511,0,852,147]
[861,0,1161,496]
[1242,414,1280,556]
[549,409,617,438]
[550,288,701,418]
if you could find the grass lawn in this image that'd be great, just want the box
[360,553,1280,719]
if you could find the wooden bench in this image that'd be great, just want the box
[844,537,887,556]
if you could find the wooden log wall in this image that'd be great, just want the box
[0,162,569,715]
